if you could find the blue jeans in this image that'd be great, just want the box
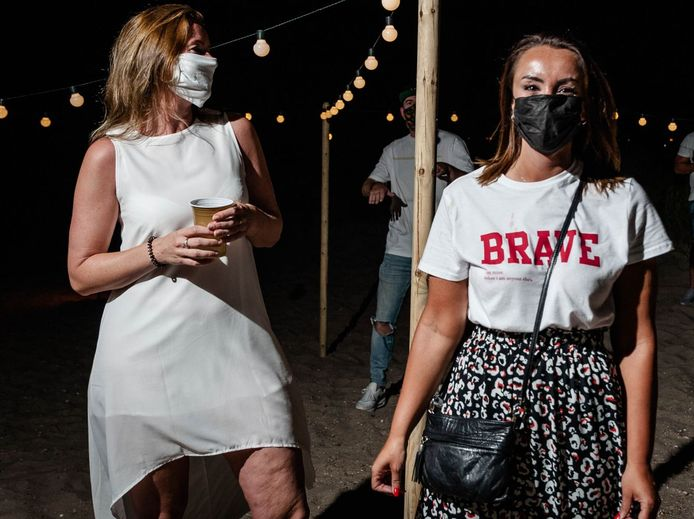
[370,253,411,387]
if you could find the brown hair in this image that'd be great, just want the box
[91,4,205,141]
[479,34,622,191]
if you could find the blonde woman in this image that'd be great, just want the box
[68,5,312,518]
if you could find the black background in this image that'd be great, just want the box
[1,0,693,290]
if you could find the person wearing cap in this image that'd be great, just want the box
[356,88,475,412]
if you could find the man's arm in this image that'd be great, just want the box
[435,162,468,183]
[362,177,391,204]
[674,154,694,175]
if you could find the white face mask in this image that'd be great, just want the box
[171,53,218,107]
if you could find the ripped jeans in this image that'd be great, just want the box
[370,253,411,387]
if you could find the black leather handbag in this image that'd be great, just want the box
[413,180,584,504]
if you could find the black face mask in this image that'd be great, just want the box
[513,95,583,154]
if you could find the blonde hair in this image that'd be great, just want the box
[479,34,622,191]
[91,4,205,141]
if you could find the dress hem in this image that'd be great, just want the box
[109,441,307,516]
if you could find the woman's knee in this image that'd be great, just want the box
[128,457,189,519]
[229,447,308,519]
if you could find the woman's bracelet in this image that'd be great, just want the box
[147,235,164,268]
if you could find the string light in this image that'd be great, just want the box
[276,113,285,123]
[330,106,339,115]
[245,112,252,120]
[386,112,394,122]
[638,116,647,127]
[668,120,677,132]
[343,89,354,102]
[612,111,619,120]
[335,99,345,110]
[382,15,398,42]
[328,132,333,140]
[40,115,52,128]
[69,86,84,108]
[320,111,328,120]
[0,100,7,119]
[253,30,270,57]
[353,72,366,89]
[450,112,459,123]
[381,0,400,10]
[364,48,378,70]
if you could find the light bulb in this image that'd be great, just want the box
[276,114,285,124]
[330,106,339,115]
[386,112,394,122]
[638,116,647,127]
[325,111,333,119]
[320,112,328,120]
[253,30,270,57]
[450,112,459,123]
[612,111,619,120]
[0,102,7,119]
[668,120,677,132]
[40,115,52,128]
[343,89,354,102]
[69,87,84,107]
[245,112,252,120]
[364,49,378,70]
[354,75,366,89]
[382,16,398,42]
[328,132,333,141]
[336,99,345,110]
[382,0,400,10]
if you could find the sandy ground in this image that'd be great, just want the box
[1,207,693,518]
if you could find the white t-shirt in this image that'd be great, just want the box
[369,129,475,258]
[676,132,694,201]
[419,165,673,332]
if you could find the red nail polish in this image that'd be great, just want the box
[392,487,400,497]
[613,514,620,519]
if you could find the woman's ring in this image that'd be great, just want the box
[184,237,189,249]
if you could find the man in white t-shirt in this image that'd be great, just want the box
[674,131,694,304]
[355,88,475,412]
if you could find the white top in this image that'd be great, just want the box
[368,129,475,257]
[90,113,313,518]
[419,165,673,332]
[676,131,694,201]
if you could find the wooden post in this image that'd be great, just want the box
[405,1,439,517]
[320,103,330,357]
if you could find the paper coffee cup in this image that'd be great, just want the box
[190,197,234,255]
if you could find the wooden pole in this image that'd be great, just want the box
[320,104,330,357]
[405,1,439,517]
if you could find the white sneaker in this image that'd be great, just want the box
[681,288,694,305]
[356,382,386,411]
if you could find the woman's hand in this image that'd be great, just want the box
[371,435,406,497]
[151,225,221,266]
[208,202,256,243]
[619,462,659,518]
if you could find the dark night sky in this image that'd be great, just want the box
[1,0,693,287]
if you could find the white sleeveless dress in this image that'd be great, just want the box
[88,113,313,518]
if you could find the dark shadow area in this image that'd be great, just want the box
[316,478,404,518]
[654,438,694,490]
[327,279,378,355]
[385,377,404,401]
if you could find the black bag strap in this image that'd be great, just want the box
[512,178,584,424]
